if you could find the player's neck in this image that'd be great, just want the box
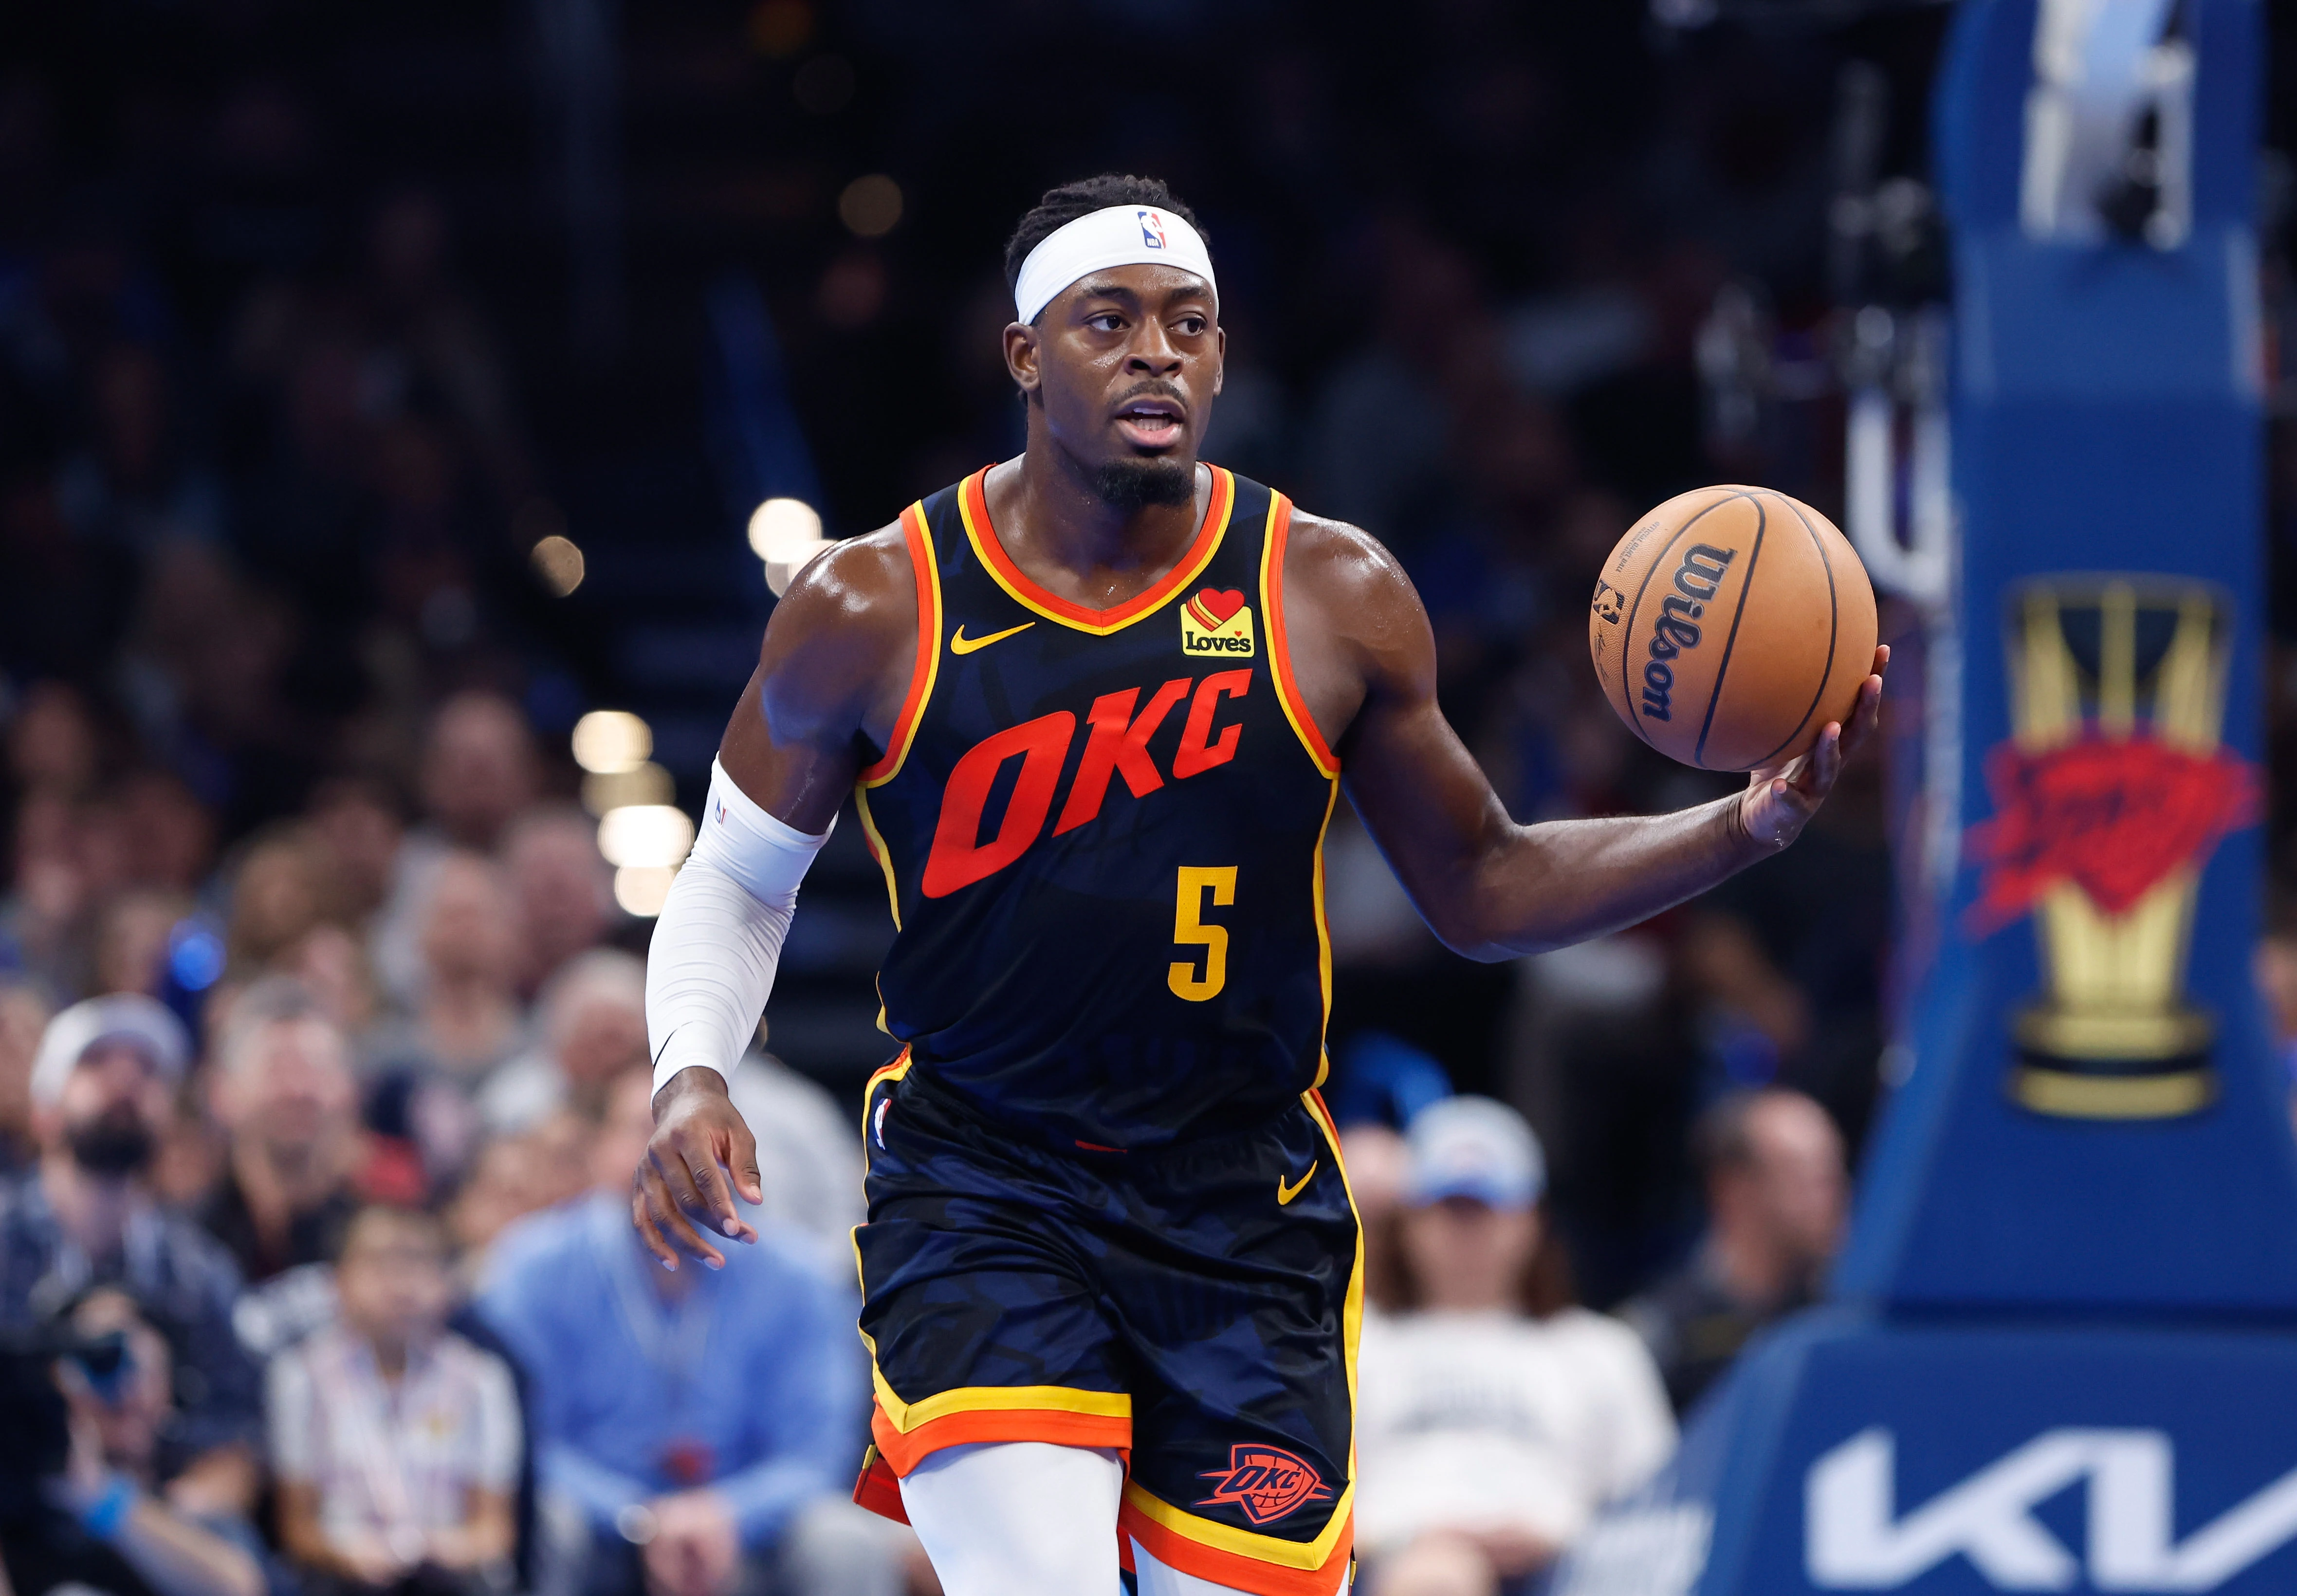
[1001,439,1204,581]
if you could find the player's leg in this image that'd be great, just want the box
[1130,1539,1355,1595]
[896,1442,1124,1596]
[1109,1094,1362,1595]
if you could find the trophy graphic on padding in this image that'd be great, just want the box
[1968,577,2257,1119]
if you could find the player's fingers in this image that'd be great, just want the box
[685,1139,757,1247]
[630,1185,685,1272]
[643,1148,729,1268]
[1871,642,1891,677]
[726,1120,767,1212]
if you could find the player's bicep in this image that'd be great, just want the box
[1291,524,1517,942]
[719,530,915,833]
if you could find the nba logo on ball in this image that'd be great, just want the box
[1181,587,1254,658]
[1138,209,1168,249]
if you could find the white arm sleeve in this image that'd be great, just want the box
[646,759,833,1096]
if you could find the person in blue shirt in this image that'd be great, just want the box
[477,1065,900,1596]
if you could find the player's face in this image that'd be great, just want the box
[1008,264,1224,487]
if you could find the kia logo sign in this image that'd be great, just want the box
[1806,1429,2297,1591]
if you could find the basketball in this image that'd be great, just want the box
[1588,485,1877,772]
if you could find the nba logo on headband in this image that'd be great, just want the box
[1138,210,1168,249]
[1012,202,1215,324]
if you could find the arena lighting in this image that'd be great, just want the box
[571,710,653,775]
[597,803,695,870]
[838,174,902,238]
[613,865,678,918]
[580,761,674,816]
[530,533,586,596]
[749,497,834,596]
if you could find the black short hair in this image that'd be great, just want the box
[1002,175,1208,316]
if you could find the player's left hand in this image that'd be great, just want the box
[1736,644,1888,850]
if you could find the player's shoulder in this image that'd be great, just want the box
[1276,503,1416,609]
[776,519,916,626]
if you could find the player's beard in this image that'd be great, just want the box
[1092,457,1194,511]
[66,1105,157,1178]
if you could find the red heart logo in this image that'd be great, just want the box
[1194,588,1246,624]
[1966,734,2259,933]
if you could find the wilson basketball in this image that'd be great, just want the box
[1588,486,1877,771]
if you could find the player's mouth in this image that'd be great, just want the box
[1112,398,1186,451]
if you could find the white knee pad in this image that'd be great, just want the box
[897,1441,1125,1596]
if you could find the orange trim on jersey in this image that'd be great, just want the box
[860,1048,913,1125]
[869,1398,1135,1475]
[1120,1487,1355,1595]
[857,503,941,785]
[959,465,1235,635]
[1259,494,1341,778]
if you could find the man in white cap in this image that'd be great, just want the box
[632,172,1884,1595]
[0,993,263,1517]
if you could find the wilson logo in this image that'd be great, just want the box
[920,670,1251,898]
[1181,587,1255,658]
[1640,543,1735,722]
[1195,1443,1333,1526]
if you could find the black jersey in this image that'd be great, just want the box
[852,465,1341,1151]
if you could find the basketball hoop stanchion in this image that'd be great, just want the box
[1557,2,2297,1593]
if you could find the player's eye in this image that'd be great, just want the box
[1176,316,1207,335]
[1086,312,1126,332]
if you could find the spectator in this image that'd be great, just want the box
[418,696,539,856]
[1620,1088,1848,1414]
[0,996,262,1519]
[477,951,644,1137]
[196,979,373,1358]
[370,695,541,1013]
[270,1206,519,1596]
[498,807,612,1000]
[375,852,526,1086]
[2,1286,268,1596]
[0,979,52,1173]
[478,1067,895,1596]
[1357,1097,1674,1596]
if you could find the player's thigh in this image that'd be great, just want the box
[857,1073,1133,1468]
[898,1441,1125,1596]
[1105,1098,1361,1592]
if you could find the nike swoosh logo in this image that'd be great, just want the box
[950,621,1034,655]
[1277,1161,1317,1206]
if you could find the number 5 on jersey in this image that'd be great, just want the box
[1169,866,1237,1002]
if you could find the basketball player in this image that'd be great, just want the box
[633,174,1886,1596]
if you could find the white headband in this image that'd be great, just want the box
[1012,204,1216,326]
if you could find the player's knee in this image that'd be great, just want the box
[1367,1533,1499,1596]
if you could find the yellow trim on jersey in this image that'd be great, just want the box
[959,466,1235,636]
[854,789,901,933]
[1257,494,1342,778]
[1303,1089,1367,1472]
[1121,1479,1357,1570]
[1309,779,1338,1086]
[872,1372,1133,1433]
[861,507,942,789]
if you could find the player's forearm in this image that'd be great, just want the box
[645,760,833,1096]
[1441,793,1767,960]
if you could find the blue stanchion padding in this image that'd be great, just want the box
[1556,1306,2297,1596]
[1833,0,2297,1314]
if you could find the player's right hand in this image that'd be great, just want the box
[633,1067,764,1270]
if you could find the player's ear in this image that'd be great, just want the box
[1003,321,1042,402]
[1212,324,1225,396]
